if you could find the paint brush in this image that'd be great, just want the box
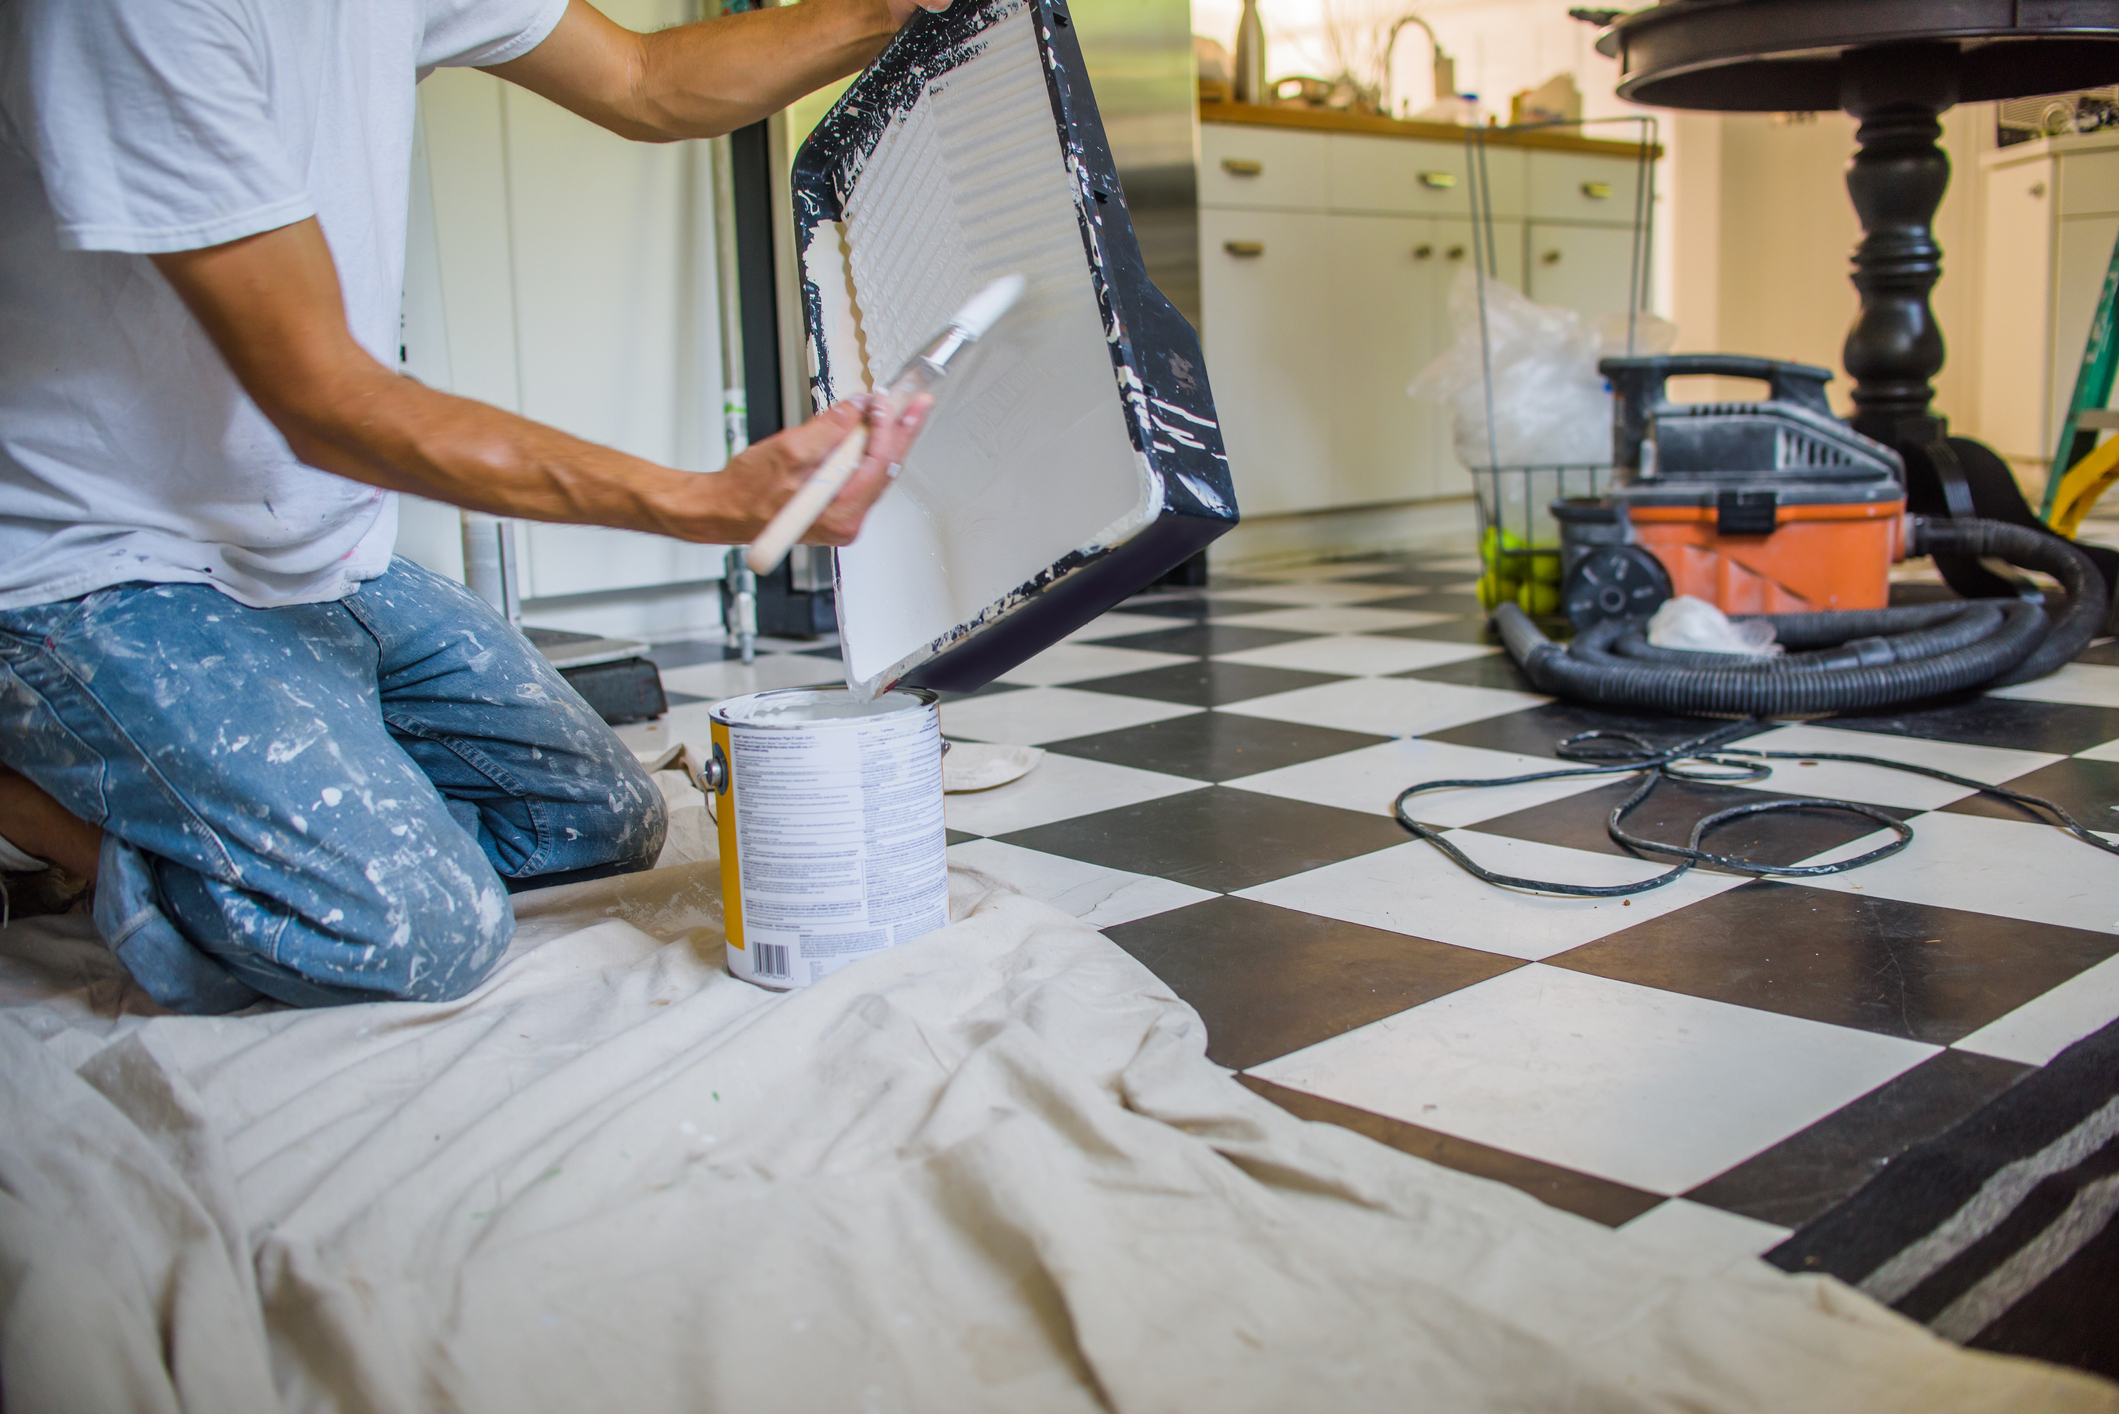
[745,272,1026,576]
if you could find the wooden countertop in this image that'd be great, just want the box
[1199,99,1663,159]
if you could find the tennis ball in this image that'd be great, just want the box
[1531,552,1562,584]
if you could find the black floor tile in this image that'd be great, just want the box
[2077,637,2119,666]
[1422,702,1759,760]
[1362,591,1487,616]
[996,786,1408,892]
[1103,896,1519,1070]
[1107,596,1286,621]
[1825,695,2119,756]
[1396,653,1538,693]
[1082,660,1350,707]
[1373,616,1508,646]
[1550,880,2119,1043]
[1095,623,1316,657]
[663,691,707,706]
[1684,1049,2032,1229]
[1339,567,1486,589]
[1469,778,1917,875]
[945,828,979,846]
[1044,711,1389,782]
[1237,1077,1665,1226]
[644,638,728,670]
[1938,756,2119,834]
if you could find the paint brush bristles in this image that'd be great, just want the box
[745,273,1025,576]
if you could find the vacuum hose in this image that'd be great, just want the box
[1497,517,2109,716]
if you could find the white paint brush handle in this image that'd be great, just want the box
[745,424,870,575]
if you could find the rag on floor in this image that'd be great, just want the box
[0,775,2110,1413]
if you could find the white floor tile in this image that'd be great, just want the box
[613,702,722,760]
[1214,635,1499,677]
[1214,605,1461,635]
[1225,738,1613,826]
[1717,724,2064,811]
[1618,1199,1794,1274]
[1953,952,2119,1066]
[1064,613,1190,642]
[1236,834,1747,960]
[1223,676,1548,738]
[1228,561,1383,582]
[947,838,1216,927]
[994,641,1192,687]
[657,654,842,700]
[940,686,1200,746]
[1215,581,1425,607]
[1987,662,2119,707]
[1421,556,1485,574]
[1793,812,2119,935]
[2080,737,2119,763]
[1249,965,1934,1195]
[942,751,1204,836]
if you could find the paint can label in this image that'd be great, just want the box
[712,689,947,990]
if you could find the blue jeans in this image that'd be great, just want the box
[0,557,666,1013]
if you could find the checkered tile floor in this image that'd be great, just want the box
[619,539,2119,1265]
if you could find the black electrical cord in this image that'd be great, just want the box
[1393,717,2119,898]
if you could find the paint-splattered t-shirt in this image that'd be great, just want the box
[0,0,565,610]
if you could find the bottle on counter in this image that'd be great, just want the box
[1233,0,1265,104]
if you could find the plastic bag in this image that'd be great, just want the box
[1646,596,1782,655]
[1409,270,1675,468]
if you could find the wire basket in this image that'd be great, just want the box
[1459,115,1657,617]
[1471,463,1612,613]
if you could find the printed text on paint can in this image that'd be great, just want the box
[728,708,947,986]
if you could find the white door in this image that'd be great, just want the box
[1977,160,2057,462]
[2052,213,2119,458]
[1199,208,1336,516]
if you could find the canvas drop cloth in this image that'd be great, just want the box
[1,776,2112,1414]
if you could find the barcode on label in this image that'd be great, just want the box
[754,942,790,979]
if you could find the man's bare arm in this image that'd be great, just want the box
[151,219,920,546]
[486,0,944,143]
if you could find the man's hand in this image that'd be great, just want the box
[151,219,924,546]
[488,0,951,143]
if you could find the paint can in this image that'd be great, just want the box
[704,687,949,990]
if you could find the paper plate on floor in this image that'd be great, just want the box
[943,742,1044,793]
[793,0,1237,701]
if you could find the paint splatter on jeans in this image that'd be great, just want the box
[0,557,666,1013]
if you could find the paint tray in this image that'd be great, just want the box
[793,0,1237,698]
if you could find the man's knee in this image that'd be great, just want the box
[349,840,517,1002]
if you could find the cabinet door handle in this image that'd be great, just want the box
[1580,181,1613,199]
[1541,249,1563,265]
[1413,244,1434,260]
[1419,171,1457,189]
[1221,157,1264,176]
[1445,245,1466,261]
[1224,240,1265,257]
[2030,181,2048,197]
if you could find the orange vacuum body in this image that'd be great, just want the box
[1566,354,1908,624]
[1628,499,1905,613]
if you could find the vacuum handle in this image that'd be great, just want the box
[1598,353,1838,473]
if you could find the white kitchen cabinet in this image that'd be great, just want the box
[1199,114,1649,518]
[1976,131,2119,469]
[1200,208,1337,516]
[1524,222,1647,322]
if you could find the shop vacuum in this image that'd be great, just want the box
[1494,354,2113,717]
[1394,355,2119,900]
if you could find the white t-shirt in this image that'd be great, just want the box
[0,0,566,610]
